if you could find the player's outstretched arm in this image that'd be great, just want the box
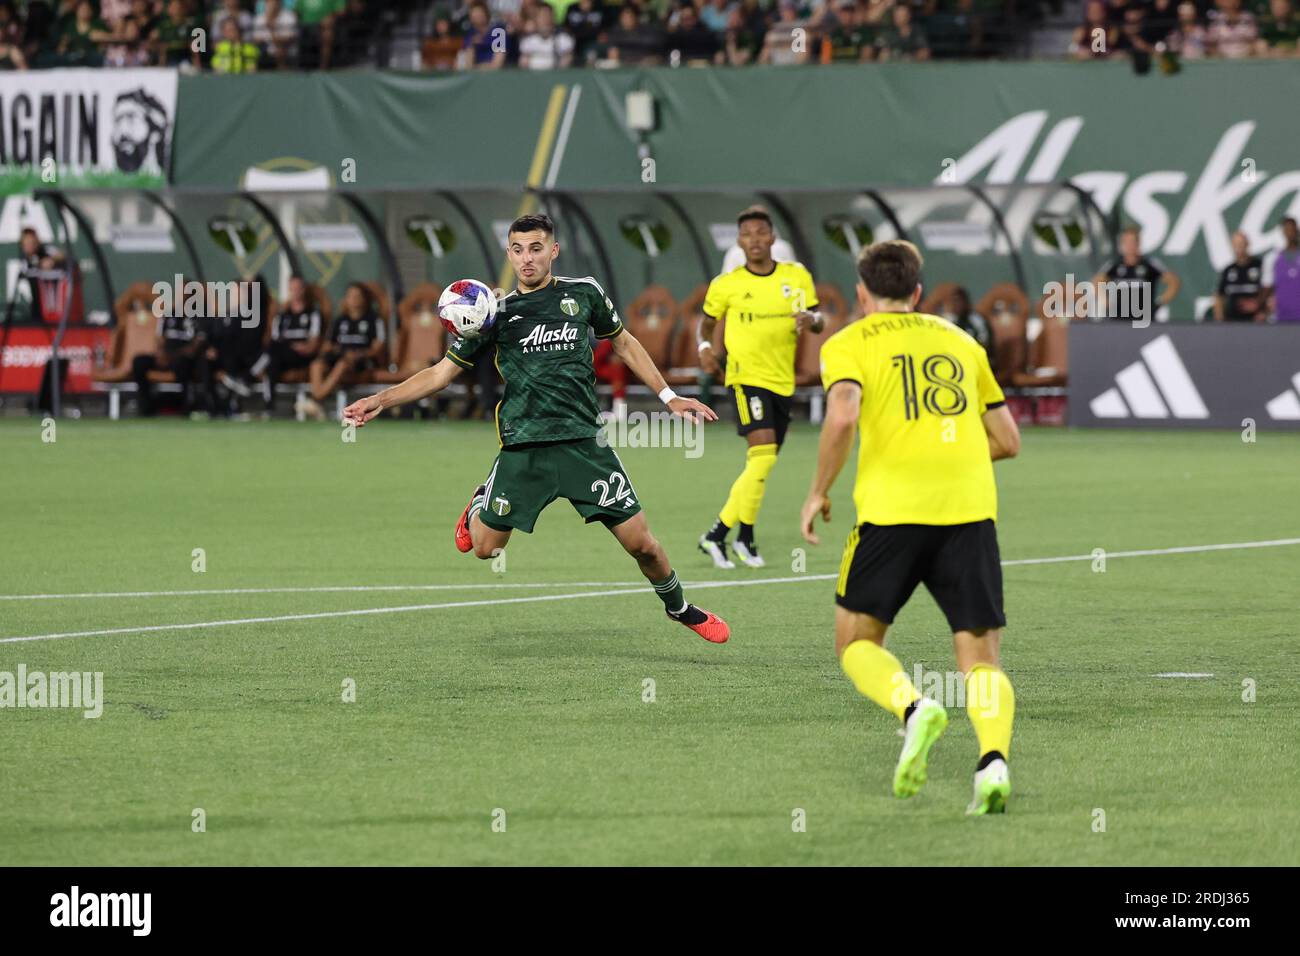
[341,356,463,426]
[609,329,718,423]
[801,381,861,545]
[982,405,1021,461]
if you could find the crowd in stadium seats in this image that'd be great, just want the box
[1072,0,1300,62]
[17,0,1299,72]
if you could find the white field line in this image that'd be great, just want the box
[1,537,1297,645]
[0,582,648,601]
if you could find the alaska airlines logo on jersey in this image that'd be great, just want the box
[519,321,580,354]
[559,296,580,317]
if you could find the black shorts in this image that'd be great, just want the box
[731,384,792,447]
[835,520,1006,632]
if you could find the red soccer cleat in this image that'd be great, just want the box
[455,484,485,553]
[669,604,730,644]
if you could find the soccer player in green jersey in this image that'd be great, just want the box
[343,214,731,643]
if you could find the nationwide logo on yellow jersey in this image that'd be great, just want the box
[703,261,818,396]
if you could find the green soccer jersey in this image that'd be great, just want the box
[446,275,624,448]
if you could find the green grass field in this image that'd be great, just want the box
[2,416,1297,865]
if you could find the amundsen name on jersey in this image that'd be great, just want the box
[520,321,580,354]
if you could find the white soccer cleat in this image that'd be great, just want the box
[893,698,948,798]
[966,757,1011,816]
[698,535,735,569]
[731,540,765,569]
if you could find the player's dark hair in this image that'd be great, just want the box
[857,240,923,301]
[509,213,555,238]
[1282,216,1297,228]
[736,205,773,230]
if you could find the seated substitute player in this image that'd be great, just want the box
[799,239,1022,816]
[300,283,386,420]
[252,274,324,409]
[697,205,821,569]
[342,214,730,643]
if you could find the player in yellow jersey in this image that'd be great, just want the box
[799,240,1022,815]
[697,206,821,569]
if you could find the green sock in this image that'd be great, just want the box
[651,570,686,615]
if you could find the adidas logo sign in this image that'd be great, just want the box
[1265,372,1300,420]
[1089,335,1208,420]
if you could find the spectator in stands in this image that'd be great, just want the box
[1264,216,1300,322]
[564,0,605,64]
[723,4,764,64]
[0,1,28,69]
[460,1,508,69]
[296,0,344,69]
[1213,231,1265,321]
[1072,0,1117,58]
[300,282,386,420]
[1207,0,1258,57]
[133,294,210,417]
[943,286,996,370]
[422,11,462,69]
[928,0,984,59]
[1255,0,1300,55]
[1143,0,1180,44]
[252,274,322,409]
[56,1,112,67]
[253,0,299,68]
[104,12,150,66]
[520,4,574,68]
[822,0,873,62]
[668,1,722,64]
[1167,1,1208,58]
[759,0,810,65]
[1091,226,1181,322]
[152,0,202,69]
[17,227,64,318]
[875,2,930,59]
[211,16,259,72]
[333,0,375,68]
[212,0,254,41]
[606,3,665,65]
[700,0,729,31]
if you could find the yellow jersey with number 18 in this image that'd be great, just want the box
[819,311,1006,527]
[703,262,818,397]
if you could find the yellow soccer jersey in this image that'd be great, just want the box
[819,311,1006,526]
[703,261,818,397]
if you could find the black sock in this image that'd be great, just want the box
[668,603,707,625]
[976,750,1006,771]
[737,523,755,546]
[705,518,729,543]
[903,701,918,725]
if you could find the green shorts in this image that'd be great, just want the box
[477,436,642,534]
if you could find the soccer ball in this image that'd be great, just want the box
[438,279,498,338]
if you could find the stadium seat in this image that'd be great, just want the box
[622,285,677,369]
[93,281,163,384]
[1012,295,1070,389]
[376,283,445,383]
[975,282,1030,385]
[664,283,714,387]
[920,281,962,315]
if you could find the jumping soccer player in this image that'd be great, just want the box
[342,213,730,643]
[697,205,821,569]
[800,239,1021,815]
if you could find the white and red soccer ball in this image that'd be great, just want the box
[437,279,498,339]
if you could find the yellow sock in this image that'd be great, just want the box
[840,640,919,721]
[717,444,777,528]
[965,664,1015,759]
[737,443,777,525]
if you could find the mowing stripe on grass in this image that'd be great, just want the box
[2,537,1298,645]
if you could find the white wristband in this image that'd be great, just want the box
[697,340,713,353]
[658,387,678,405]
